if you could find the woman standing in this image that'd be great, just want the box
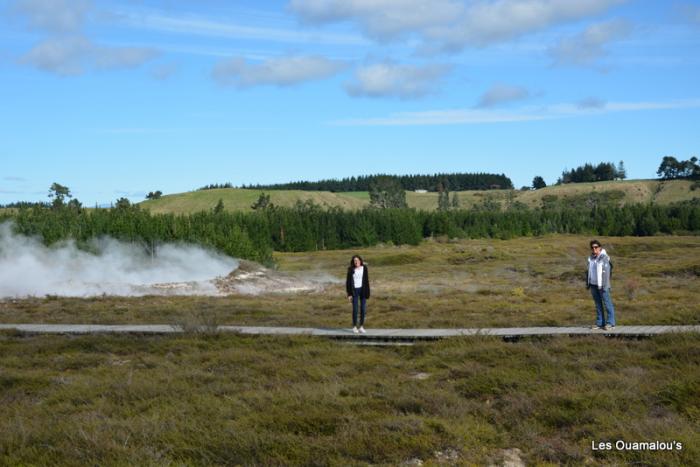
[346,255,370,334]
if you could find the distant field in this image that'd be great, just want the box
[517,179,697,207]
[140,188,367,214]
[139,180,698,214]
[3,234,698,328]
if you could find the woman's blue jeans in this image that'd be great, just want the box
[352,287,366,327]
[590,287,616,326]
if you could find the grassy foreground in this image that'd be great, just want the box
[0,333,698,465]
[1,234,698,465]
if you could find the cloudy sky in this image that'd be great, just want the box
[1,0,699,205]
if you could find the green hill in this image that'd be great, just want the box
[139,180,699,214]
[140,188,368,214]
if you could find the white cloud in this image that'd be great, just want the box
[549,19,631,66]
[115,8,367,46]
[345,62,451,98]
[332,98,700,126]
[11,0,158,75]
[11,0,91,33]
[335,108,547,126]
[290,0,626,51]
[436,0,626,49]
[290,0,463,39]
[212,55,345,87]
[93,45,157,70]
[150,62,179,81]
[477,84,530,107]
[21,36,158,75]
[577,97,607,109]
[20,36,91,75]
[96,128,177,135]
[678,3,700,26]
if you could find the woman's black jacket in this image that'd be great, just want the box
[346,265,370,299]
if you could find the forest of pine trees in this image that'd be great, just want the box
[2,200,698,264]
[229,172,514,192]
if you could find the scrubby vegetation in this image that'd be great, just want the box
[1,235,698,465]
[2,235,698,328]
[0,332,697,465]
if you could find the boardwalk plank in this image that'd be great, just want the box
[1,324,699,339]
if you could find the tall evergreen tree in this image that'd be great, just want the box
[532,176,546,189]
[616,161,627,180]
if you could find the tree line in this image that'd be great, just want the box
[656,156,699,180]
[173,155,700,200]
[198,182,234,191]
[202,172,514,192]
[558,161,626,184]
[3,200,698,265]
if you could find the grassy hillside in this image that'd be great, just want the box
[407,179,699,210]
[140,188,368,214]
[139,180,699,214]
[517,179,697,208]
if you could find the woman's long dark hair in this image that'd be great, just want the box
[349,255,364,270]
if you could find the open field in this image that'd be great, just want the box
[513,179,698,209]
[2,235,698,328]
[139,180,699,214]
[1,234,698,465]
[1,332,698,465]
[406,179,699,211]
[139,188,368,214]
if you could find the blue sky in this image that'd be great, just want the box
[1,0,699,206]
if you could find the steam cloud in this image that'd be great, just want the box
[0,222,238,297]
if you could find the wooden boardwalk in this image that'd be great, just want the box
[1,324,699,340]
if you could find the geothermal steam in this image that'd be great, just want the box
[0,222,238,297]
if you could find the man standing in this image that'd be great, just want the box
[587,240,616,330]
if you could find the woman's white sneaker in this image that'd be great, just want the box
[352,326,359,334]
[359,326,366,334]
